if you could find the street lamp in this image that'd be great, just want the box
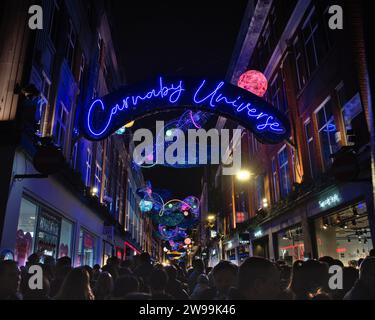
[91,186,98,196]
[207,214,216,222]
[236,170,252,181]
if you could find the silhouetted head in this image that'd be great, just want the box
[150,268,169,293]
[212,260,238,294]
[0,260,20,299]
[289,260,329,299]
[139,252,151,265]
[192,258,205,273]
[318,256,335,267]
[165,265,178,281]
[27,253,40,265]
[343,267,359,294]
[112,275,139,298]
[93,264,101,271]
[94,271,113,300]
[55,267,94,300]
[56,256,72,268]
[359,257,375,284]
[238,257,280,300]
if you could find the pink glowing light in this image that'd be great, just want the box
[189,111,201,129]
[237,70,268,97]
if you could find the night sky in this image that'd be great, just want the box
[109,1,248,198]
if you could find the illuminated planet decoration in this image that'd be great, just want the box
[139,199,153,212]
[124,120,135,128]
[184,238,192,245]
[158,225,179,240]
[237,70,268,97]
[152,210,184,226]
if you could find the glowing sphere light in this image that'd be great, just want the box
[237,70,268,97]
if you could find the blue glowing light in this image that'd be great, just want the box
[82,77,290,144]
[139,199,153,212]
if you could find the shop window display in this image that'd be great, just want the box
[277,225,304,265]
[35,212,60,258]
[314,202,373,266]
[59,218,73,258]
[238,245,250,263]
[15,197,74,265]
[103,241,114,265]
[78,229,97,267]
[15,198,37,266]
[227,249,236,261]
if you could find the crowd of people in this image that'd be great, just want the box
[1,250,375,300]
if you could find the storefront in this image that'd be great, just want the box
[237,233,250,263]
[77,228,97,267]
[312,200,373,266]
[102,241,114,265]
[274,224,304,265]
[124,241,141,260]
[15,196,74,266]
[251,234,269,259]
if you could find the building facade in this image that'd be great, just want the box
[0,0,156,266]
[204,0,374,266]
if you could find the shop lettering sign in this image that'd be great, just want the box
[319,193,341,209]
[81,77,291,144]
[254,230,263,238]
[103,225,114,241]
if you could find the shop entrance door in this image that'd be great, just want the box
[252,236,269,258]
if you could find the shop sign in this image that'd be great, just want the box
[103,225,114,242]
[210,230,217,238]
[239,232,250,244]
[254,230,263,238]
[81,77,290,144]
[318,193,341,209]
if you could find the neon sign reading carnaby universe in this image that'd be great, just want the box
[81,77,290,144]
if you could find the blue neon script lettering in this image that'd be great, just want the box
[193,80,284,133]
[87,78,286,137]
[87,78,185,136]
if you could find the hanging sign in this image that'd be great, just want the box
[80,77,290,144]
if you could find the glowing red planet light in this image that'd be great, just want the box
[237,70,268,97]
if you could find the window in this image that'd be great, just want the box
[78,54,85,85]
[49,0,62,47]
[66,20,76,70]
[314,202,372,266]
[15,197,74,265]
[270,70,288,114]
[97,32,103,64]
[85,148,92,186]
[271,157,279,202]
[94,162,102,197]
[126,186,132,231]
[37,73,51,135]
[278,146,291,198]
[277,225,304,265]
[54,102,68,149]
[255,175,265,210]
[304,119,318,178]
[294,6,331,91]
[315,98,339,170]
[58,218,73,258]
[337,84,368,147]
[15,198,38,266]
[302,8,320,75]
[71,142,78,170]
[78,229,97,267]
[252,134,259,153]
[293,36,308,90]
